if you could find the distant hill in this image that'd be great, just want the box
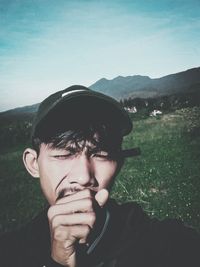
[0,67,200,149]
[0,103,39,116]
[90,67,200,100]
[0,103,39,127]
[0,67,199,119]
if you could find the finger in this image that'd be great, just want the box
[52,224,90,244]
[48,198,95,220]
[51,212,96,230]
[56,188,95,204]
[95,189,109,207]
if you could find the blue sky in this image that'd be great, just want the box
[0,0,199,111]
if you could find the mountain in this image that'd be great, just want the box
[90,67,200,100]
[0,67,200,149]
[0,67,199,118]
[0,103,39,127]
[1,103,39,116]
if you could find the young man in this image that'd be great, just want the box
[0,85,199,267]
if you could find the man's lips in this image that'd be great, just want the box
[56,190,73,201]
[56,186,83,201]
[62,192,77,198]
[56,187,96,201]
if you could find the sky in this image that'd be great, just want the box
[0,0,199,111]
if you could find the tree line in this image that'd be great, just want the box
[120,91,200,113]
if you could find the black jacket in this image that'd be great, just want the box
[0,200,199,267]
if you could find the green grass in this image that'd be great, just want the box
[0,107,200,234]
[112,107,200,231]
[0,145,47,233]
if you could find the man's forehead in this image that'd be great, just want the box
[37,127,122,155]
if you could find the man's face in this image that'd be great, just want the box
[36,141,119,205]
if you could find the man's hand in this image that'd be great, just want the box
[47,188,109,267]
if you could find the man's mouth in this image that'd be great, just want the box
[56,186,83,201]
[56,191,72,201]
[56,186,97,202]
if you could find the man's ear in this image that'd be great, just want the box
[23,148,40,178]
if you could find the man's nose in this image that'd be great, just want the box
[68,154,96,186]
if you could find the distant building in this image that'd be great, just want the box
[150,110,162,116]
[124,106,137,113]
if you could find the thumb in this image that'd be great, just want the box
[95,189,109,207]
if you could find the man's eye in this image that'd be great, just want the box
[53,153,73,159]
[93,151,110,160]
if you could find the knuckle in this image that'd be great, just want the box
[47,206,54,220]
[53,226,69,241]
[51,215,60,229]
[84,225,91,236]
[54,227,65,241]
[79,238,87,244]
[89,212,96,227]
[85,198,93,211]
[84,188,93,198]
[63,239,73,249]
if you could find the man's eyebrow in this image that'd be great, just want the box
[89,148,121,158]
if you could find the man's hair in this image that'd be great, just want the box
[32,122,123,160]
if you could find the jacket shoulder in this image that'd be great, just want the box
[0,208,51,267]
[108,200,200,267]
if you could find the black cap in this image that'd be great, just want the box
[31,85,132,140]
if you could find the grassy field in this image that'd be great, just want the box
[0,106,200,234]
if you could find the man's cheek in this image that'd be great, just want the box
[39,176,56,204]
